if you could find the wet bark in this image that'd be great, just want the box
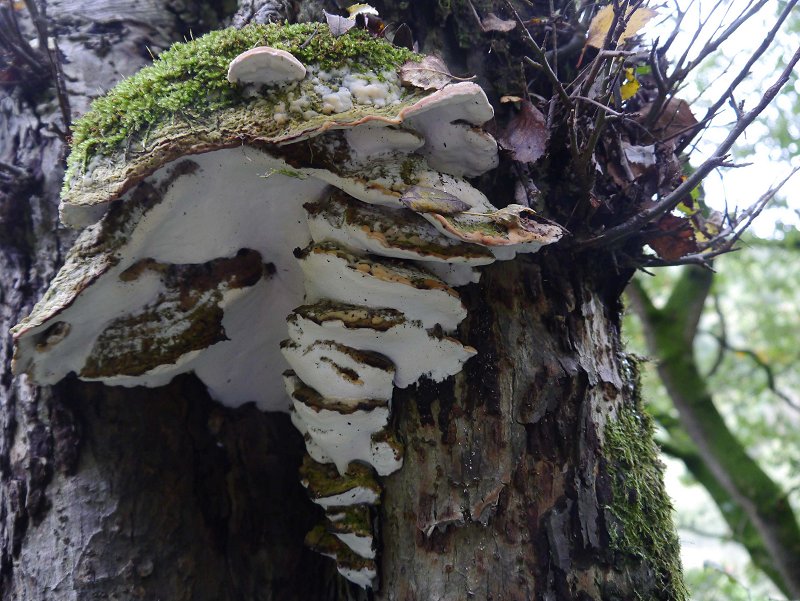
[0,1,686,600]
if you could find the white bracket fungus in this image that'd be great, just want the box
[11,26,565,590]
[227,46,307,85]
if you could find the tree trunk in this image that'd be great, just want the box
[0,1,687,600]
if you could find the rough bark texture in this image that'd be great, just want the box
[0,1,686,600]
[381,253,683,600]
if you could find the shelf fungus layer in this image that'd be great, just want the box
[11,23,565,590]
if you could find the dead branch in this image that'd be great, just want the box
[576,46,800,250]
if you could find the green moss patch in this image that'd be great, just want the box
[67,23,418,183]
[604,404,689,601]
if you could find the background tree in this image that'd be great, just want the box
[0,1,796,600]
[622,3,800,596]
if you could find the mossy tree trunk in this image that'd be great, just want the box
[0,1,687,600]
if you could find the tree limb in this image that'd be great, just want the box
[575,45,800,250]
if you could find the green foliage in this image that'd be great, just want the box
[684,565,774,601]
[67,23,417,178]
[624,241,800,600]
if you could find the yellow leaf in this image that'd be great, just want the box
[620,68,640,100]
[347,4,378,17]
[587,4,658,49]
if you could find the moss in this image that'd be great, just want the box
[300,454,381,501]
[604,403,688,601]
[305,525,375,571]
[327,504,373,537]
[67,23,418,182]
[450,217,505,236]
[399,156,421,185]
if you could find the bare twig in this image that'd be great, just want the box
[0,3,48,77]
[573,95,624,117]
[23,0,71,132]
[695,166,800,254]
[645,0,770,130]
[677,0,799,153]
[505,0,574,111]
[576,46,800,250]
[671,0,770,82]
[705,332,800,412]
[705,293,727,378]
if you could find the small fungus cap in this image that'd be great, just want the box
[226,46,307,85]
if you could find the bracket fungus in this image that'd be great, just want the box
[11,23,564,589]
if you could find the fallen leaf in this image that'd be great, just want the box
[399,56,454,90]
[400,186,471,214]
[481,13,516,33]
[491,205,566,235]
[324,11,356,36]
[586,5,658,49]
[497,100,549,164]
[645,214,698,260]
[391,23,414,50]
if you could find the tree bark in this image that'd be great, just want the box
[0,1,687,600]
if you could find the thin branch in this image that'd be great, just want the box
[697,165,800,253]
[573,95,624,117]
[659,0,695,56]
[677,0,799,153]
[579,0,630,97]
[705,293,727,378]
[575,46,800,250]
[705,332,800,412]
[645,0,769,130]
[671,0,770,83]
[507,0,574,111]
[24,0,71,132]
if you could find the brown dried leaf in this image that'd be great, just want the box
[391,23,414,50]
[651,98,698,141]
[586,5,658,49]
[492,205,565,237]
[498,100,549,164]
[645,214,699,260]
[399,56,454,90]
[481,13,516,33]
[399,186,471,214]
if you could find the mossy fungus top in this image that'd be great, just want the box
[63,23,422,225]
